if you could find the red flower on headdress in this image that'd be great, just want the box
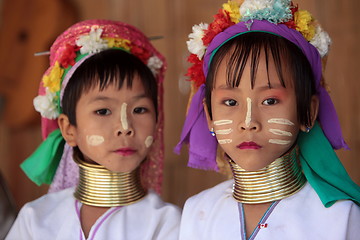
[58,44,80,68]
[284,2,299,30]
[130,45,151,63]
[186,54,205,87]
[202,9,235,46]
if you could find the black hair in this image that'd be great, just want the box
[205,32,316,127]
[62,48,158,126]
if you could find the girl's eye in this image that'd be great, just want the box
[224,99,238,106]
[262,98,278,106]
[133,107,148,114]
[95,109,111,115]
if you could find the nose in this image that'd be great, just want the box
[238,97,261,131]
[117,127,133,136]
[116,102,134,137]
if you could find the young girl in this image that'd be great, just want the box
[175,0,360,239]
[7,19,180,239]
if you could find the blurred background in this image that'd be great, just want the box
[0,0,359,214]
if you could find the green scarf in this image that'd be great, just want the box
[20,129,65,186]
[298,122,360,207]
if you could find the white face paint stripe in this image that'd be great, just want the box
[213,120,233,126]
[121,103,128,130]
[245,97,252,127]
[269,129,293,137]
[86,135,105,146]
[215,128,233,135]
[145,136,153,148]
[268,118,294,126]
[269,139,291,145]
[218,139,232,144]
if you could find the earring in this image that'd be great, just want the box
[210,128,215,136]
[305,126,311,133]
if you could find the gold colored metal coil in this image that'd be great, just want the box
[73,156,146,207]
[229,146,306,204]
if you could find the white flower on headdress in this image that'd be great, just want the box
[147,56,163,76]
[33,89,59,119]
[76,27,109,54]
[187,23,209,59]
[310,25,331,57]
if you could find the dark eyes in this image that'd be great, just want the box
[95,109,111,115]
[224,99,238,106]
[262,98,278,106]
[133,107,148,114]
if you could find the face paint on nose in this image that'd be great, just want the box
[245,97,252,127]
[145,136,154,148]
[213,120,233,126]
[121,103,128,130]
[86,135,105,146]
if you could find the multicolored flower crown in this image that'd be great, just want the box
[34,26,163,120]
[186,0,331,87]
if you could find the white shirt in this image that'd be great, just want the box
[179,180,360,240]
[7,187,181,240]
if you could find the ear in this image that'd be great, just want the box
[58,114,78,147]
[203,98,214,131]
[300,95,319,132]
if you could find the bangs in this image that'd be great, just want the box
[62,49,158,125]
[208,32,294,90]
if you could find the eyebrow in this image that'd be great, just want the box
[89,93,149,103]
[215,83,285,90]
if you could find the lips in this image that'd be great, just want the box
[237,141,261,150]
[115,148,136,156]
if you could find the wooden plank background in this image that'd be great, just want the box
[0,0,359,209]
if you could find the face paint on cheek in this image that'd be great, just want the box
[245,97,252,127]
[268,139,291,145]
[267,118,294,126]
[215,128,233,135]
[269,129,293,136]
[86,135,105,146]
[121,103,128,130]
[213,120,233,126]
[218,139,232,144]
[145,136,153,148]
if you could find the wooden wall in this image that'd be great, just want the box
[0,0,359,210]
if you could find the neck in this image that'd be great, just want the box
[229,146,306,204]
[73,156,147,207]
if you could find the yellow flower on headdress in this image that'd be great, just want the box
[106,38,131,51]
[294,10,316,41]
[223,1,241,23]
[42,61,63,93]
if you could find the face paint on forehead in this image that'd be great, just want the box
[269,129,293,136]
[213,120,233,126]
[268,118,294,126]
[121,103,128,130]
[245,97,252,127]
[145,136,154,148]
[86,135,105,146]
[215,128,233,135]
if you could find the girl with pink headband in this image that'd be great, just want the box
[175,1,360,239]
[7,19,180,239]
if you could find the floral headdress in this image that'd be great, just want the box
[175,0,360,208]
[21,20,166,194]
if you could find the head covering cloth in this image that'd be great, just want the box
[21,19,166,194]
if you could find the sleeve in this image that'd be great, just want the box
[345,203,360,240]
[5,204,34,240]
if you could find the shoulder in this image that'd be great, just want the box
[184,179,234,209]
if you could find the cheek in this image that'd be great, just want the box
[86,135,105,146]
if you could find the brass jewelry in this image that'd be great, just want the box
[229,146,306,204]
[73,156,146,207]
